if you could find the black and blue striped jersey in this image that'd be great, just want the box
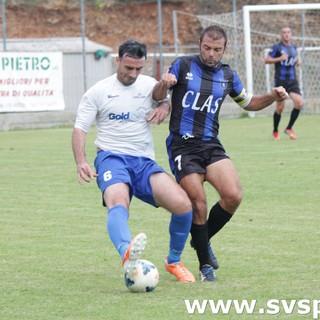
[268,42,298,81]
[168,55,252,141]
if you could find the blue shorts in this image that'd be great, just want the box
[94,150,166,207]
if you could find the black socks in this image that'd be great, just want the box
[207,202,233,239]
[273,112,281,132]
[287,108,300,129]
[190,223,210,268]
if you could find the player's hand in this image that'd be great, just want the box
[272,86,289,101]
[295,59,302,67]
[280,53,288,61]
[161,70,177,88]
[147,102,170,127]
[76,162,98,184]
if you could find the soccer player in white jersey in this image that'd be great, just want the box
[72,40,195,285]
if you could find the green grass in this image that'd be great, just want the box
[1,114,319,320]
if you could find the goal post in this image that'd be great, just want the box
[243,3,320,94]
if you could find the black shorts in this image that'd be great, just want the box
[274,79,301,95]
[167,136,230,182]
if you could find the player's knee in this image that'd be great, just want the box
[276,106,285,114]
[173,192,192,213]
[224,188,242,212]
[292,94,303,109]
[233,191,243,207]
[181,197,192,213]
[189,199,207,223]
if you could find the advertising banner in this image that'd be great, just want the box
[0,52,65,112]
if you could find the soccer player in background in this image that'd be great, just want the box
[153,25,288,281]
[265,26,303,140]
[72,40,195,285]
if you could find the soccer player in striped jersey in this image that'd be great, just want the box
[153,25,288,281]
[265,27,303,140]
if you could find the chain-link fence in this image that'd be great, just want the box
[194,4,320,117]
[1,0,319,130]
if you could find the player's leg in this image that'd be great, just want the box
[284,92,302,139]
[273,100,285,140]
[179,173,217,281]
[203,159,240,277]
[205,158,242,239]
[95,152,147,274]
[151,172,192,214]
[104,183,132,259]
[104,183,147,278]
[150,172,195,282]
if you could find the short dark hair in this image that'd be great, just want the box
[200,25,228,47]
[118,40,147,59]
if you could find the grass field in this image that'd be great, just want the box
[1,114,319,320]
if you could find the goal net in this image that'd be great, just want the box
[195,3,320,117]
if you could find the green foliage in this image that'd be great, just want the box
[0,115,319,319]
[93,0,106,10]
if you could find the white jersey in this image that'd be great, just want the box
[75,73,157,160]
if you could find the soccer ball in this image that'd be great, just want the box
[124,259,159,293]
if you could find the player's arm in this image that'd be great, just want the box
[153,71,177,101]
[244,87,288,111]
[72,127,97,184]
[231,71,287,111]
[264,53,288,64]
[147,100,171,127]
[264,44,288,64]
